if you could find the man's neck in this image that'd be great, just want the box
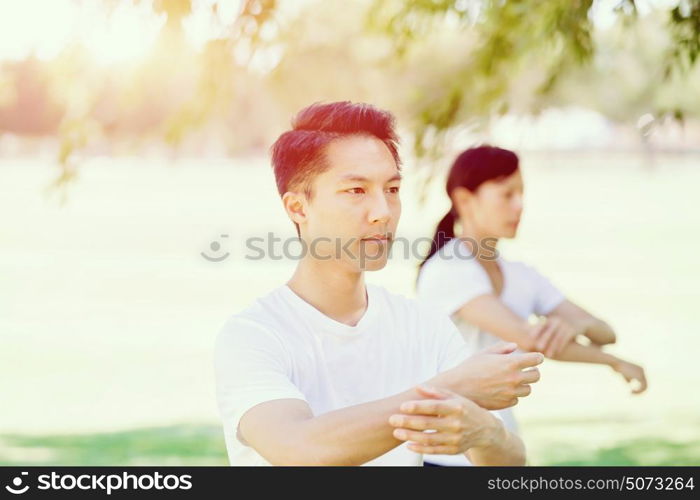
[286,257,368,327]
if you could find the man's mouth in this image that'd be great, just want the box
[361,233,390,242]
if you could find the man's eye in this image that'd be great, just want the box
[346,188,365,194]
[387,186,400,194]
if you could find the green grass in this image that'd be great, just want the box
[522,416,700,465]
[1,419,698,466]
[0,425,228,466]
[542,439,700,466]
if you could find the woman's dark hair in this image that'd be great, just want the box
[417,145,519,275]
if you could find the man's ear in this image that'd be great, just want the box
[282,191,307,225]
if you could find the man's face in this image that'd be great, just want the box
[300,134,402,272]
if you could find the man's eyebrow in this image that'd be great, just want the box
[338,173,402,183]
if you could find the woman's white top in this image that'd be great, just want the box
[416,237,566,465]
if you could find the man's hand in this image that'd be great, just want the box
[389,385,504,456]
[528,316,580,358]
[433,342,543,410]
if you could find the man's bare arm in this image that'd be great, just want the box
[238,347,543,465]
[466,420,526,466]
[239,388,422,466]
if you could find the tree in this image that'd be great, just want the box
[4,0,700,186]
[141,0,700,161]
[365,0,700,159]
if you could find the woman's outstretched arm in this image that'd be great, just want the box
[454,295,647,393]
[546,300,616,346]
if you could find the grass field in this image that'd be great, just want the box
[2,151,699,465]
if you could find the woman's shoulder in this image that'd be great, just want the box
[417,240,493,306]
[421,238,484,273]
[500,257,545,278]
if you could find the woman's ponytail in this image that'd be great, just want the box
[417,207,456,273]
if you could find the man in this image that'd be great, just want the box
[214,101,544,466]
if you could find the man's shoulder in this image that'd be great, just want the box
[216,286,289,342]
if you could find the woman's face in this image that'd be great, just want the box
[456,169,524,239]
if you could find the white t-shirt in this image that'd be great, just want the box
[416,237,566,465]
[214,283,474,466]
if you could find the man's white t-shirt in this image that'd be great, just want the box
[416,237,566,465]
[214,283,475,466]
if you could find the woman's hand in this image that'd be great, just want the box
[528,316,581,358]
[611,359,648,394]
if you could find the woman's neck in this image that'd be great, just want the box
[457,222,499,263]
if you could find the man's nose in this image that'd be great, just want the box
[368,191,391,225]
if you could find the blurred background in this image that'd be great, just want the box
[1,0,699,465]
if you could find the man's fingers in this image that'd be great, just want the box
[408,444,462,455]
[520,367,541,384]
[389,414,461,433]
[514,352,545,369]
[483,342,518,355]
[393,428,458,447]
[498,397,519,409]
[514,384,532,397]
[399,399,460,416]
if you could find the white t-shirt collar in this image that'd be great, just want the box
[278,283,379,336]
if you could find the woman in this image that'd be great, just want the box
[416,146,647,466]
